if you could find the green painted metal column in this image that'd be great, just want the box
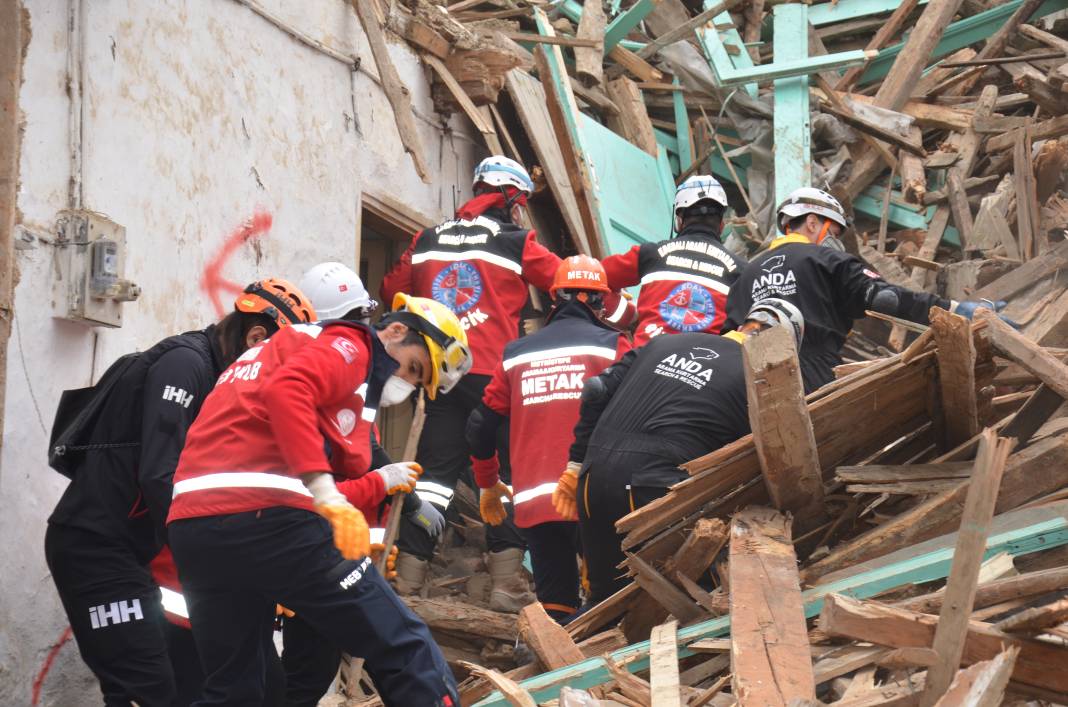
[672,77,692,172]
[772,3,811,206]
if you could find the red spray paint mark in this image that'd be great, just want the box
[200,211,273,317]
[31,625,73,706]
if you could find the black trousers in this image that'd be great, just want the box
[280,615,340,707]
[398,373,525,560]
[45,524,176,707]
[576,468,668,605]
[519,522,581,620]
[165,622,285,707]
[169,507,458,707]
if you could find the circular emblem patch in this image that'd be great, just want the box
[659,282,716,332]
[335,409,356,436]
[432,262,483,314]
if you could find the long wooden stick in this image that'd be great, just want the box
[377,391,427,572]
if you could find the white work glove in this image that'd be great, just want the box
[404,495,446,538]
[373,462,422,495]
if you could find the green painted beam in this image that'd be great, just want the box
[720,48,872,86]
[772,3,811,206]
[475,515,1068,704]
[809,0,929,27]
[855,186,961,248]
[696,0,758,97]
[673,77,693,172]
[604,0,659,51]
[857,0,1068,85]
[654,127,679,155]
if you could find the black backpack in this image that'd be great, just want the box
[48,353,143,478]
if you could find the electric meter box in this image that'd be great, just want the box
[54,209,141,328]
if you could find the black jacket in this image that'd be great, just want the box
[48,327,224,563]
[725,237,950,391]
[569,333,751,489]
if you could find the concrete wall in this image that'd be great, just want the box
[0,1,478,703]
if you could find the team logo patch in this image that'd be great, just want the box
[659,282,716,332]
[762,254,786,272]
[335,409,356,436]
[432,262,483,314]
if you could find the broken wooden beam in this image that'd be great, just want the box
[931,646,1018,707]
[921,429,1014,705]
[517,602,586,671]
[930,308,979,447]
[977,310,1068,401]
[574,0,605,87]
[649,621,682,707]
[743,326,825,527]
[729,508,815,706]
[605,76,658,156]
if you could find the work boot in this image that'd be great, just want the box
[487,548,536,613]
[393,552,428,595]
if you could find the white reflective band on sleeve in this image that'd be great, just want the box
[362,406,377,423]
[512,482,559,505]
[418,490,452,508]
[172,472,313,498]
[412,250,522,275]
[415,481,455,499]
[370,527,385,544]
[639,271,729,295]
[606,295,629,323]
[159,587,189,619]
[355,383,368,398]
[502,346,618,371]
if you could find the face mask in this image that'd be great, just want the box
[380,376,416,407]
[820,235,846,252]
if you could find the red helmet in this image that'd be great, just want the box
[235,278,316,327]
[549,255,611,297]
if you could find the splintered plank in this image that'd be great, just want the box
[605,77,658,156]
[977,310,1068,400]
[743,326,825,527]
[973,239,1068,302]
[994,597,1068,634]
[1013,124,1040,261]
[819,594,1068,695]
[729,508,815,706]
[423,54,503,153]
[835,462,973,484]
[518,602,586,671]
[649,621,682,707]
[930,308,979,447]
[349,0,429,182]
[574,0,605,86]
[931,646,1018,707]
[921,430,1014,706]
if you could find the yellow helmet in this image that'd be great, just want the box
[389,293,472,399]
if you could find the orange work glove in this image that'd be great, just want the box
[553,462,581,520]
[373,462,423,495]
[276,604,295,618]
[370,543,399,580]
[316,502,371,560]
[479,481,513,526]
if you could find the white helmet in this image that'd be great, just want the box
[746,298,805,347]
[776,187,848,233]
[473,156,534,195]
[674,175,728,231]
[299,262,377,321]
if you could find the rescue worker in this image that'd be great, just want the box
[278,262,446,707]
[553,299,804,604]
[466,256,631,622]
[167,293,469,706]
[725,187,1015,392]
[600,175,746,346]
[45,279,315,707]
[381,156,559,607]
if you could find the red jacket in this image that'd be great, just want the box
[601,224,747,346]
[167,322,393,523]
[476,303,630,527]
[381,208,559,376]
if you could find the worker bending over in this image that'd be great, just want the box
[600,176,746,346]
[167,294,469,706]
[554,300,804,604]
[466,256,631,622]
[382,156,559,606]
[46,279,314,706]
[726,187,1014,392]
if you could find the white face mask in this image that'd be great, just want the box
[380,376,416,407]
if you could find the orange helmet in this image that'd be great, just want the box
[550,255,611,297]
[235,278,316,327]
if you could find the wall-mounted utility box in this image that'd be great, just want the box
[54,210,140,328]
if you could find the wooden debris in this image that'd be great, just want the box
[729,508,815,706]
[605,77,658,157]
[574,0,605,86]
[931,646,1018,707]
[650,621,682,707]
[517,602,585,671]
[994,596,1068,634]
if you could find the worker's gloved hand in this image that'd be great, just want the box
[479,481,513,526]
[276,604,295,618]
[370,543,399,580]
[553,462,581,521]
[404,495,446,538]
[373,462,423,495]
[304,472,372,560]
[952,299,1017,327]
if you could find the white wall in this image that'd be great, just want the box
[0,1,478,703]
